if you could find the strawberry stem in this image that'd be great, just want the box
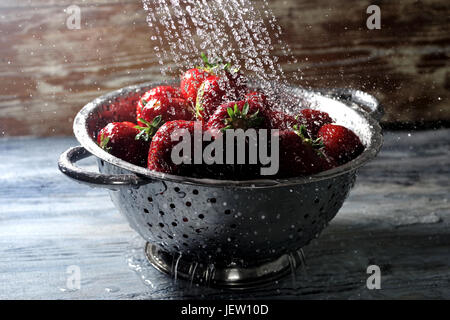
[221,102,263,131]
[293,124,325,156]
[135,115,162,142]
[99,133,111,152]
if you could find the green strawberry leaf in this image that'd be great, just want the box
[99,133,112,152]
[134,115,163,142]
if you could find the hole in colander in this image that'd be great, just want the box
[209,198,216,203]
[168,235,173,239]
[304,214,309,219]
[173,245,179,250]
[174,187,180,192]
[195,229,201,233]
[198,214,205,219]
[172,222,177,227]
[224,209,231,215]
[327,183,332,190]
[230,224,237,229]
[186,201,191,207]
[144,208,149,214]
[159,211,165,216]
[193,189,199,195]
[183,234,189,238]
[170,203,176,209]
[148,197,153,202]
[159,223,164,228]
[147,223,153,228]
[182,243,188,247]
[182,217,188,222]
[297,228,303,233]
[314,198,319,204]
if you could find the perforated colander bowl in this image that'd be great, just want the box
[58,82,383,289]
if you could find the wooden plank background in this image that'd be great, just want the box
[0,0,449,137]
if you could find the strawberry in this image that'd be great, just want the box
[148,120,201,175]
[245,91,267,106]
[275,129,333,178]
[195,74,227,121]
[265,110,297,130]
[317,124,364,165]
[206,100,267,131]
[194,55,248,121]
[180,68,211,106]
[97,122,149,167]
[246,92,298,131]
[297,109,333,139]
[137,95,194,127]
[137,85,184,119]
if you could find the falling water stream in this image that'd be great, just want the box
[142,0,303,94]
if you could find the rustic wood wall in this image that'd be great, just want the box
[0,0,448,137]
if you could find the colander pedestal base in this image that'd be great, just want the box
[145,243,305,289]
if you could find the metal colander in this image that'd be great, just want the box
[58,82,383,289]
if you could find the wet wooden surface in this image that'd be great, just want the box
[0,0,449,137]
[0,129,449,299]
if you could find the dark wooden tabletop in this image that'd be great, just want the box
[0,129,449,299]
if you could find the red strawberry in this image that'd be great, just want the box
[206,100,267,131]
[275,130,332,178]
[137,86,184,118]
[245,91,267,106]
[97,122,149,167]
[265,110,297,130]
[195,74,227,121]
[148,120,202,175]
[137,95,194,127]
[203,101,262,180]
[298,109,333,139]
[317,124,364,165]
[193,55,248,121]
[244,91,297,130]
[180,68,211,105]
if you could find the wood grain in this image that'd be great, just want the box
[0,0,449,137]
[0,129,449,299]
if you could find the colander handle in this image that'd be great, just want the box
[320,88,384,122]
[58,146,149,189]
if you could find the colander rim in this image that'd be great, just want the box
[73,81,383,189]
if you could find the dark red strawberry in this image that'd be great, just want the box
[245,92,299,130]
[275,130,333,178]
[245,91,267,106]
[206,100,267,131]
[193,55,248,121]
[148,120,202,175]
[137,95,194,129]
[298,109,333,139]
[317,124,364,165]
[195,75,227,121]
[97,122,149,167]
[264,110,297,130]
[137,86,184,118]
[180,68,211,105]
